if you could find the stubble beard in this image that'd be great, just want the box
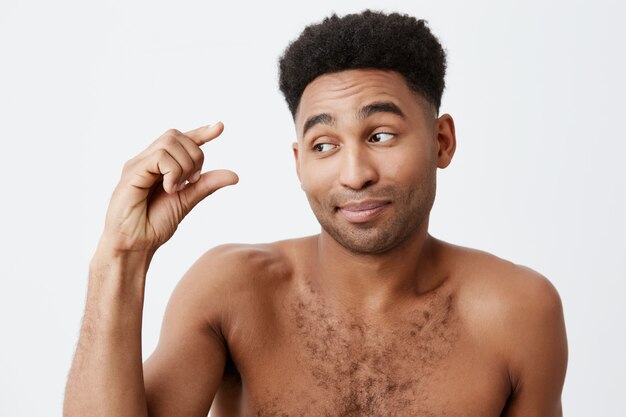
[308,175,437,255]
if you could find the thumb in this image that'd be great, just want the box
[179,169,239,213]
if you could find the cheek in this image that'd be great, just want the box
[379,148,432,184]
[299,161,336,198]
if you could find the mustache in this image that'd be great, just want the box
[328,186,401,207]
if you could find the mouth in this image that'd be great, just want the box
[336,200,391,223]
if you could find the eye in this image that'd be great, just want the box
[313,143,337,153]
[369,132,395,143]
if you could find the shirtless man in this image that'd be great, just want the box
[64,10,568,417]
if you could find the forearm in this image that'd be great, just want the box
[64,245,154,417]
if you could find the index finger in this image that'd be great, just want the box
[184,121,225,145]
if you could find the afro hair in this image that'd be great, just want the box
[278,10,447,118]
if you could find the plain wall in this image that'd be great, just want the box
[0,0,624,415]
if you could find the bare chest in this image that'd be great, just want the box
[213,287,510,417]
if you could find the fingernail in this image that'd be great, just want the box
[190,170,201,183]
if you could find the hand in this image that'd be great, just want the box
[100,122,238,254]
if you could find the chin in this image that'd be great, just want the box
[322,221,421,255]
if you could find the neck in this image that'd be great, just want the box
[312,218,444,313]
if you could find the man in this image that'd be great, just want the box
[64,10,568,417]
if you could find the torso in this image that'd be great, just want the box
[209,236,516,416]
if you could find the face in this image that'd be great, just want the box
[293,69,455,255]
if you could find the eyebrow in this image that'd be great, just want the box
[303,113,334,136]
[302,101,405,136]
[358,101,405,120]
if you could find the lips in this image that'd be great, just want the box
[337,199,390,223]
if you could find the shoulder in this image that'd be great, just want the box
[441,241,567,405]
[193,241,292,278]
[182,239,301,296]
[159,239,303,341]
[176,236,319,304]
[439,241,563,321]
[443,241,565,345]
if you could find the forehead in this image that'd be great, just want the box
[295,69,429,133]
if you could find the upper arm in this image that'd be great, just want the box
[501,269,568,417]
[143,247,235,417]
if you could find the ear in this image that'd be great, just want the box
[435,113,457,168]
[292,141,301,181]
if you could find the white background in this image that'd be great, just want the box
[1,0,624,416]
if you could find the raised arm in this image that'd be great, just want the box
[63,123,238,417]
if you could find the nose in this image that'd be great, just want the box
[338,144,379,190]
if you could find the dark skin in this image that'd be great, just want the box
[64,69,568,417]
